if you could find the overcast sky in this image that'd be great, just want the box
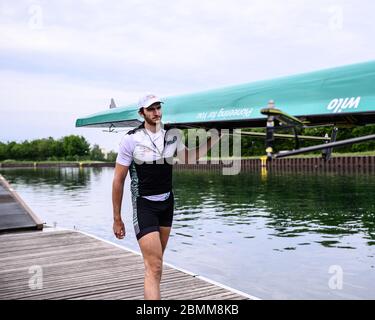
[0,0,374,152]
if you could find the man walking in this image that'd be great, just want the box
[112,94,220,300]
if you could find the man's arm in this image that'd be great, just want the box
[112,163,129,239]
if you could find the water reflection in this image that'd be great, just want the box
[172,171,375,248]
[0,167,91,191]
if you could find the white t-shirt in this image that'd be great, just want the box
[116,125,185,201]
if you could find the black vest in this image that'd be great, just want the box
[129,122,173,196]
[134,157,173,196]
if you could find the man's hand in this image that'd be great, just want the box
[113,219,125,239]
[112,163,129,240]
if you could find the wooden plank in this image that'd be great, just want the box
[0,257,144,283]
[0,230,252,300]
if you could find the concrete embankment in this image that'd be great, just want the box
[0,162,114,169]
[1,156,374,173]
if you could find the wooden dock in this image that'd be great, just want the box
[0,229,254,300]
[0,174,43,232]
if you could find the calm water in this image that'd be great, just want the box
[1,167,374,299]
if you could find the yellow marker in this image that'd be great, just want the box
[260,156,268,179]
[260,156,268,168]
[261,167,268,179]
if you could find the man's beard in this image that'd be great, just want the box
[144,114,162,126]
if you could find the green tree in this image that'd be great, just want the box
[106,151,117,162]
[62,135,90,160]
[35,138,53,160]
[51,139,64,159]
[90,144,105,161]
[8,141,21,160]
[0,142,7,161]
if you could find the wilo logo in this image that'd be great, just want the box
[327,97,361,113]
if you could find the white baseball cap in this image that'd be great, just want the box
[137,94,164,110]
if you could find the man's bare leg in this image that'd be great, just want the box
[160,226,171,255]
[138,231,163,300]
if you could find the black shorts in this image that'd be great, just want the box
[132,192,174,240]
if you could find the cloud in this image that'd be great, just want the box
[0,70,137,150]
[0,0,374,150]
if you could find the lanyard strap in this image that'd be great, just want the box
[144,129,166,157]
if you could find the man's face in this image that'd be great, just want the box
[141,102,162,125]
